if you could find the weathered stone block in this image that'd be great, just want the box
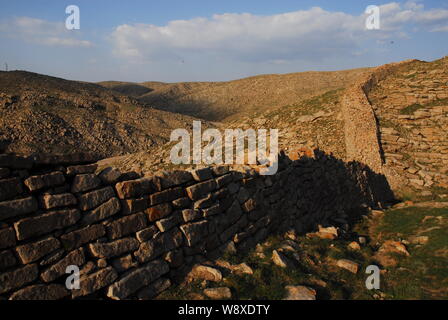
[149,187,184,205]
[72,267,118,298]
[71,174,101,193]
[81,197,120,224]
[107,259,169,300]
[212,165,230,176]
[115,177,158,199]
[216,174,233,188]
[0,264,38,294]
[0,196,38,221]
[78,186,115,211]
[202,204,221,217]
[41,248,86,282]
[106,212,147,239]
[0,177,23,201]
[9,284,69,300]
[0,227,16,249]
[146,203,172,222]
[137,277,171,300]
[88,237,139,259]
[134,229,182,263]
[66,164,98,175]
[41,193,77,209]
[193,195,214,209]
[14,208,80,241]
[158,171,193,189]
[186,180,216,200]
[60,224,105,250]
[121,197,148,214]
[180,220,209,247]
[99,167,122,184]
[16,237,60,264]
[191,168,213,181]
[163,249,183,268]
[172,197,191,209]
[182,209,202,223]
[0,250,17,271]
[111,254,138,273]
[156,213,181,232]
[24,172,65,192]
[136,226,158,242]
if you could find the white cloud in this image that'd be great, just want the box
[0,17,92,47]
[111,2,448,64]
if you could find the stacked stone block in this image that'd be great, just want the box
[0,151,386,300]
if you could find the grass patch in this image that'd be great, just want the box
[399,103,424,115]
[372,206,448,299]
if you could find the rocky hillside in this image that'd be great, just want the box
[100,68,369,121]
[0,71,209,158]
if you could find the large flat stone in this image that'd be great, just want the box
[16,237,61,264]
[72,267,118,298]
[146,203,172,222]
[14,208,80,240]
[134,228,183,263]
[9,284,69,300]
[41,248,86,282]
[180,220,209,247]
[78,186,115,211]
[81,197,121,224]
[106,212,147,239]
[24,172,65,192]
[149,188,184,206]
[115,178,158,199]
[71,174,101,193]
[0,264,39,294]
[186,180,216,200]
[41,193,77,209]
[121,197,148,215]
[0,196,38,221]
[60,224,105,251]
[88,237,139,259]
[107,259,169,300]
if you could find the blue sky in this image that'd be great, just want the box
[0,0,447,82]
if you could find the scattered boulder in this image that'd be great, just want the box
[283,285,316,300]
[203,287,232,299]
[272,250,292,268]
[348,241,361,250]
[374,240,410,267]
[336,259,359,274]
[188,265,222,282]
[231,263,253,275]
[307,226,338,240]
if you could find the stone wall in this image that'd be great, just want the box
[367,58,448,193]
[341,60,417,175]
[0,150,391,300]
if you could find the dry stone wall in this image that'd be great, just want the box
[0,151,391,300]
[341,60,417,174]
[367,59,448,193]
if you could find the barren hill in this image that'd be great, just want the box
[99,68,370,121]
[0,71,209,158]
